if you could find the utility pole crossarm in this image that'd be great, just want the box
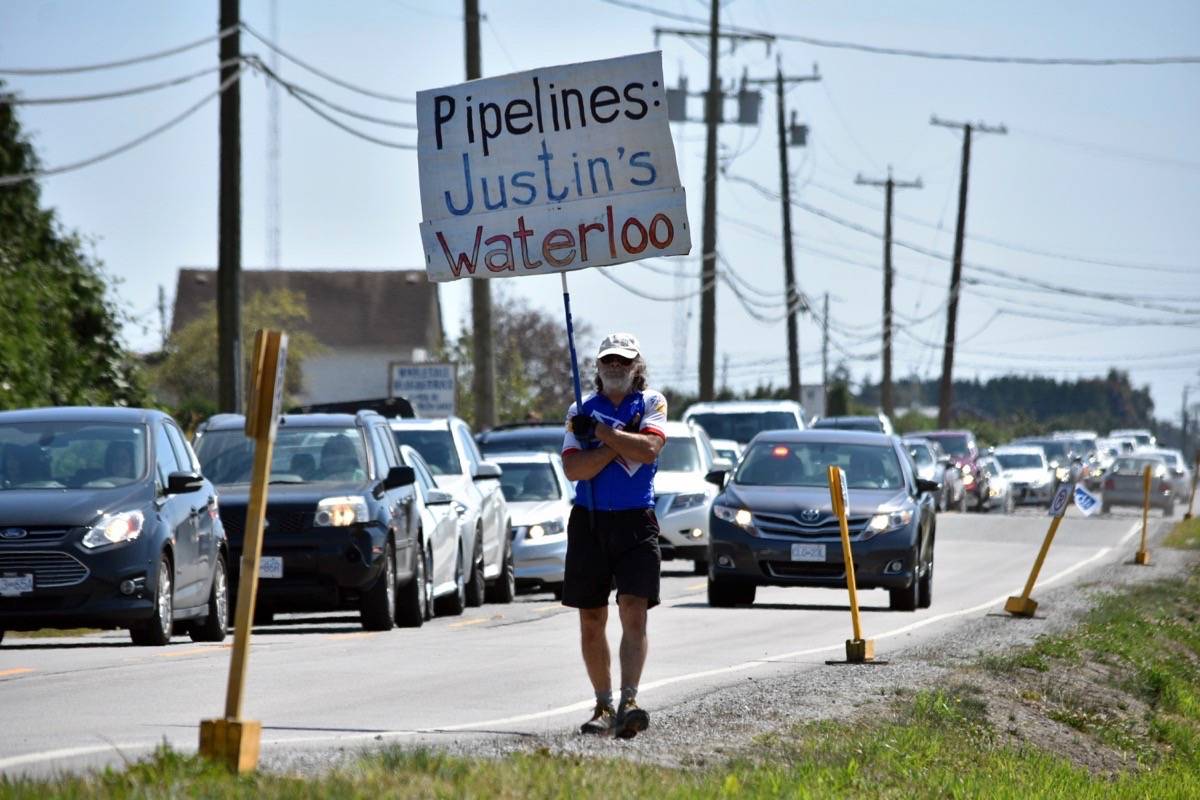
[931,115,1008,135]
[653,26,774,47]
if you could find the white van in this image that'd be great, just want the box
[681,400,806,447]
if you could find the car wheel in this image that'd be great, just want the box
[707,575,756,607]
[360,541,398,631]
[486,538,516,604]
[693,558,709,576]
[436,541,467,616]
[549,582,564,601]
[1164,501,1175,518]
[130,554,174,646]
[1101,501,1111,514]
[396,537,427,628]
[189,555,229,643]
[918,557,933,609]
[1003,492,1015,515]
[889,550,921,611]
[465,531,486,608]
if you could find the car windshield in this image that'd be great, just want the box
[659,437,701,472]
[996,453,1043,470]
[982,460,1000,477]
[815,418,880,432]
[196,427,368,484]
[927,434,971,458]
[0,422,148,490]
[391,429,461,475]
[735,441,904,490]
[1026,440,1069,461]
[497,462,561,502]
[1112,457,1162,473]
[687,411,797,444]
[478,430,562,457]
[907,445,934,467]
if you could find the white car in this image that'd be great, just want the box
[710,438,743,464]
[397,445,471,617]
[682,399,806,447]
[993,446,1054,506]
[492,452,573,597]
[1140,448,1193,497]
[1109,428,1156,449]
[653,420,730,574]
[390,417,514,605]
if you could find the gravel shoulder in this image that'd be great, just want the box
[262,519,1193,776]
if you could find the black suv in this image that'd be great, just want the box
[193,411,423,630]
[475,422,564,458]
[0,407,228,646]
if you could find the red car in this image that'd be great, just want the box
[922,430,990,511]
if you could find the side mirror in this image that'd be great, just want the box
[473,462,503,481]
[705,469,729,488]
[384,465,415,490]
[425,488,454,505]
[916,478,940,495]
[166,470,205,495]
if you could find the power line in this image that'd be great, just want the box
[240,21,416,105]
[0,60,239,105]
[597,266,716,301]
[0,25,240,75]
[0,68,243,187]
[245,56,416,129]
[597,0,1200,66]
[1013,126,1200,172]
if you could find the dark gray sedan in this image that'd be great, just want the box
[705,430,938,612]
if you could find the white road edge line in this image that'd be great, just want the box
[0,521,1144,772]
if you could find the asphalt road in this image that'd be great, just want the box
[0,505,1159,776]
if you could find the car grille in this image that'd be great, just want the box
[751,511,871,538]
[0,527,75,545]
[0,551,90,587]
[762,561,846,579]
[221,510,313,538]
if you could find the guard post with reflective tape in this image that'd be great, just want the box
[1183,452,1198,521]
[826,464,877,663]
[1005,481,1072,617]
[1135,464,1152,565]
[199,329,288,773]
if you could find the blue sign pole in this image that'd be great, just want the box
[561,273,592,512]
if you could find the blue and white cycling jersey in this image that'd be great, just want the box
[562,389,668,511]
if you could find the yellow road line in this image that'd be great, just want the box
[448,618,489,629]
[686,581,707,591]
[326,632,377,641]
[0,668,34,678]
[535,604,561,612]
[156,644,230,658]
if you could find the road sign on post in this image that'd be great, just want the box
[1006,481,1073,618]
[200,328,287,773]
[824,465,883,665]
[1135,465,1152,565]
[389,361,456,417]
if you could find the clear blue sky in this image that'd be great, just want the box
[3,1,1198,422]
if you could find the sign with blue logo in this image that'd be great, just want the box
[1049,483,1072,518]
[1073,484,1101,516]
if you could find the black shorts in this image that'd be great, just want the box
[562,506,661,609]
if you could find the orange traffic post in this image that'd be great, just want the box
[1005,482,1072,617]
[1183,452,1199,521]
[1135,464,1152,565]
[199,329,288,773]
[825,465,880,664]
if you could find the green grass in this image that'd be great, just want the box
[1164,516,1200,550]
[5,566,1200,798]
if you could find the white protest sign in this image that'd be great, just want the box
[416,52,690,282]
[389,362,456,418]
[1048,483,1072,518]
[1073,484,1101,516]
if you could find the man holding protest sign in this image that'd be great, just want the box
[561,333,667,739]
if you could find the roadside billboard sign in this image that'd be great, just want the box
[389,362,456,417]
[416,51,691,282]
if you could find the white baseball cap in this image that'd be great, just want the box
[597,332,641,360]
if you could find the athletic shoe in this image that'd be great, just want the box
[579,702,616,735]
[615,698,649,739]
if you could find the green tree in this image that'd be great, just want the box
[149,289,322,428]
[442,289,594,428]
[0,88,148,409]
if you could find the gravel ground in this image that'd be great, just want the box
[262,518,1193,776]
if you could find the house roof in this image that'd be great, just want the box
[171,268,442,350]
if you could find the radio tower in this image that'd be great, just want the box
[265,0,281,268]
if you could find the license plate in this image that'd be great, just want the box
[0,573,34,596]
[259,557,283,579]
[790,543,825,562]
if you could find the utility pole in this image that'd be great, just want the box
[932,115,1005,427]
[157,285,168,351]
[1183,385,1191,461]
[465,0,495,429]
[218,0,242,413]
[744,58,819,404]
[855,167,921,420]
[822,292,829,410]
[655,14,771,401]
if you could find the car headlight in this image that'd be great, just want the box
[712,503,754,530]
[526,519,565,540]
[867,509,913,533]
[314,496,370,527]
[669,492,708,513]
[82,510,145,549]
[1055,467,1069,481]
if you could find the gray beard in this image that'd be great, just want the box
[600,367,633,395]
